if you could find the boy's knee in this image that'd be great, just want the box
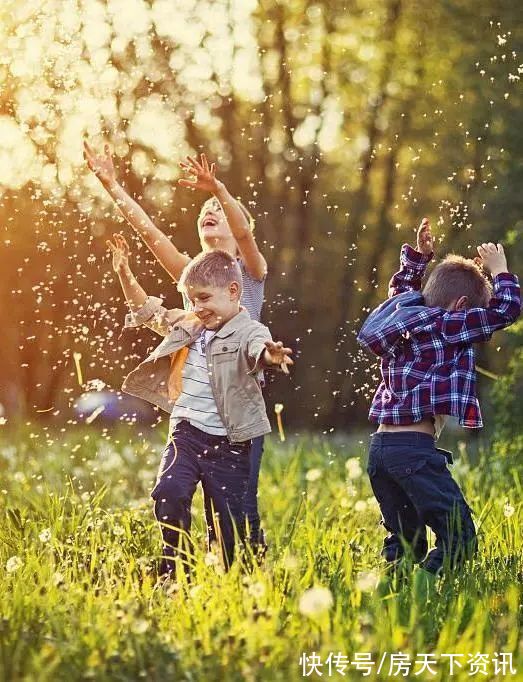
[153,495,190,530]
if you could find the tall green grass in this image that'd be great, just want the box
[0,427,521,680]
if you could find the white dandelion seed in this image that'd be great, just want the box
[298,586,333,617]
[39,528,52,543]
[305,468,322,482]
[6,556,23,573]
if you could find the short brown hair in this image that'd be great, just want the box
[423,254,492,309]
[178,249,243,295]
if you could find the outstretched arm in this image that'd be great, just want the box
[85,141,191,281]
[388,218,434,297]
[179,154,267,281]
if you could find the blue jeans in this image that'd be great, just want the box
[151,420,251,574]
[204,435,265,548]
[367,432,477,574]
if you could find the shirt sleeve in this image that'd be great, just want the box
[388,244,433,298]
[245,324,273,375]
[439,273,521,344]
[124,296,186,337]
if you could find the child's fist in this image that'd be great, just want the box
[416,218,434,256]
[476,242,508,278]
[107,233,130,273]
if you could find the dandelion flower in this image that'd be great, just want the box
[204,552,220,567]
[39,528,52,543]
[6,556,23,573]
[354,500,368,512]
[504,502,515,518]
[247,581,266,599]
[305,468,322,482]
[355,570,379,592]
[345,457,363,480]
[299,586,333,617]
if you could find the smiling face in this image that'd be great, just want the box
[185,282,241,330]
[197,198,233,246]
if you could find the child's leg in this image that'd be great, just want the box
[201,438,251,569]
[151,422,201,576]
[368,438,428,564]
[243,435,264,546]
[384,441,477,574]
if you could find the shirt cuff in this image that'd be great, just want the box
[401,243,433,268]
[124,296,163,328]
[492,272,519,287]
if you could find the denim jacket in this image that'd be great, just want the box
[122,297,274,442]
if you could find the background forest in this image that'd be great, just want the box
[0,0,521,433]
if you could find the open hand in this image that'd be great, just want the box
[416,217,434,256]
[84,140,117,187]
[106,233,130,273]
[476,242,508,278]
[178,153,220,193]
[263,340,293,374]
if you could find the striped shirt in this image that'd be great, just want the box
[171,330,227,435]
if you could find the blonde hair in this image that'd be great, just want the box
[178,249,243,295]
[423,255,492,309]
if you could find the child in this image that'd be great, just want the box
[106,234,292,574]
[84,143,268,552]
[357,219,520,575]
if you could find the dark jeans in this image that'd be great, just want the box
[151,420,251,575]
[204,435,265,548]
[367,432,477,574]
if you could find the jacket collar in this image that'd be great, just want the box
[214,308,251,338]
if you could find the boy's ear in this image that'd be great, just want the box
[229,281,241,299]
[454,295,469,311]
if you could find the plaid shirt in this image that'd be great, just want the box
[357,244,521,428]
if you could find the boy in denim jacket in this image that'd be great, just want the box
[108,235,292,574]
[357,219,520,574]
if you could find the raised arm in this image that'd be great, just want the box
[388,218,434,297]
[179,154,267,281]
[440,243,521,344]
[107,233,147,311]
[85,141,191,281]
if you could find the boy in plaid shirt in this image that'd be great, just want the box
[358,219,520,575]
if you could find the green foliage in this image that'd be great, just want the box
[0,428,521,680]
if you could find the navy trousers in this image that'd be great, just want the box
[367,432,477,574]
[151,420,251,574]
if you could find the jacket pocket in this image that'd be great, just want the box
[211,341,241,363]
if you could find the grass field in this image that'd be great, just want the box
[0,426,521,681]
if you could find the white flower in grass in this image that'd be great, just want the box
[345,457,363,480]
[355,570,379,592]
[204,551,220,567]
[354,500,368,512]
[131,619,149,634]
[113,525,125,536]
[247,581,266,599]
[298,586,333,617]
[503,502,515,518]
[189,584,203,599]
[53,572,65,586]
[6,556,23,573]
[305,468,322,482]
[39,528,51,543]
